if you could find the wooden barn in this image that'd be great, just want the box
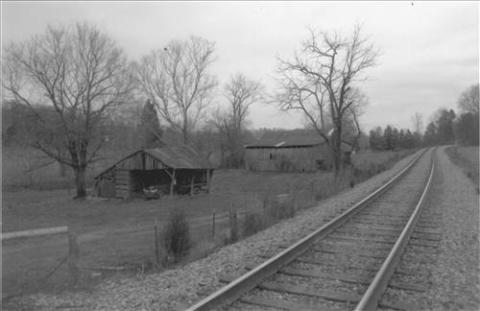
[244,130,351,172]
[94,143,214,199]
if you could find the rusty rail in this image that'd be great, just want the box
[355,152,435,311]
[185,149,428,311]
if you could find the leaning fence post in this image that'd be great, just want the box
[68,232,80,284]
[154,220,160,266]
[212,209,216,240]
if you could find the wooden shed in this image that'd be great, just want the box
[244,130,351,172]
[94,143,214,199]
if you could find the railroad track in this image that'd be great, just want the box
[186,149,436,311]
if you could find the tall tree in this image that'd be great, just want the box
[436,109,456,144]
[455,112,479,146]
[423,122,438,146]
[411,112,424,135]
[217,73,263,167]
[458,84,479,114]
[140,99,163,148]
[455,85,479,145]
[137,36,217,144]
[276,24,379,175]
[2,23,134,198]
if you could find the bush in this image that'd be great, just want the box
[163,208,191,263]
[267,198,295,220]
[242,211,265,237]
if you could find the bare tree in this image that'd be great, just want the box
[411,112,424,134]
[276,24,379,174]
[224,73,263,138]
[137,36,217,144]
[458,84,479,114]
[2,23,134,198]
[213,73,263,167]
[344,88,369,151]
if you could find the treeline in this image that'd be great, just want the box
[369,126,422,151]
[369,85,479,150]
[424,85,479,147]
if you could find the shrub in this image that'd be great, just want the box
[242,211,265,237]
[163,208,191,263]
[267,198,295,220]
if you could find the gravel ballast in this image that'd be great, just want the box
[9,151,424,311]
[424,146,480,310]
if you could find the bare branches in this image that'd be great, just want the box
[224,73,264,134]
[2,22,134,197]
[457,84,479,114]
[275,24,378,173]
[137,36,217,143]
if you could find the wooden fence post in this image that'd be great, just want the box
[68,232,80,284]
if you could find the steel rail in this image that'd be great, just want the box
[185,149,428,311]
[355,152,435,311]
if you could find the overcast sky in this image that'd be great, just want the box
[2,1,479,132]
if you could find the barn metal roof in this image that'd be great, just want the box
[95,142,213,179]
[245,130,326,148]
[144,144,213,169]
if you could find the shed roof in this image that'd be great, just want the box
[95,142,213,179]
[144,143,212,169]
[246,130,326,148]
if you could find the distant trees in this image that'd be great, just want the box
[423,122,438,146]
[276,24,379,175]
[2,23,134,198]
[137,36,217,144]
[455,84,479,146]
[369,125,421,151]
[423,109,457,146]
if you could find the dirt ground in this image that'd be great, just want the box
[1,149,412,302]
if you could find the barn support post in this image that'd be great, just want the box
[190,176,195,196]
[169,169,176,196]
[206,169,212,193]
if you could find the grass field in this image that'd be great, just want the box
[2,147,415,302]
[445,145,479,191]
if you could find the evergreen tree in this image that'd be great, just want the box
[423,122,437,146]
[436,109,456,144]
[369,126,385,150]
[455,112,479,145]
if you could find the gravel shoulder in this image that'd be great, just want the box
[9,150,423,311]
[423,146,480,310]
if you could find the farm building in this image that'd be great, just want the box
[244,130,352,172]
[94,143,214,199]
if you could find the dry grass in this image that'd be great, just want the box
[445,146,479,191]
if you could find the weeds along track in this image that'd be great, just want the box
[186,149,435,311]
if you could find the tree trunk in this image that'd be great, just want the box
[73,166,87,199]
[59,161,67,177]
[333,124,343,177]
